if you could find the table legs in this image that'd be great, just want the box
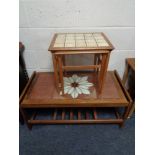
[19,106,32,130]
[58,56,64,95]
[98,52,110,93]
[52,53,59,92]
[122,61,129,85]
[53,51,111,95]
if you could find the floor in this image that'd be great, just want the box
[19,112,135,155]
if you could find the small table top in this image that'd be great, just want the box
[48,32,114,52]
[20,71,129,108]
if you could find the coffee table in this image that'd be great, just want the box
[20,70,132,130]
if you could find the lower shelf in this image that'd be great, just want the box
[27,107,123,125]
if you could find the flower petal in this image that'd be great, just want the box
[78,76,88,83]
[64,81,71,86]
[76,87,82,94]
[68,77,74,83]
[72,74,78,82]
[79,85,89,90]
[71,88,78,98]
[74,89,78,98]
[64,86,72,94]
[79,82,93,87]
[79,87,90,94]
[63,77,71,83]
[75,77,81,83]
[68,87,74,94]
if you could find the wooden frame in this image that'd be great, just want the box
[48,32,114,94]
[20,70,132,130]
[122,58,135,118]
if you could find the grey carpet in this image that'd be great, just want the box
[19,114,135,155]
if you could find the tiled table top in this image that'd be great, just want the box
[48,32,114,51]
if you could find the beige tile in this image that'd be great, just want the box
[54,43,64,47]
[66,34,74,37]
[75,34,84,37]
[86,42,97,47]
[75,36,84,40]
[76,40,85,44]
[76,42,86,47]
[65,43,75,47]
[55,38,65,44]
[84,33,93,37]
[97,42,109,47]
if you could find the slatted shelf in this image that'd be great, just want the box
[27,108,123,125]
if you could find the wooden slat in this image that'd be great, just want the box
[52,54,59,91]
[30,111,37,120]
[114,108,121,119]
[86,111,89,120]
[114,70,132,103]
[53,50,110,55]
[62,65,100,71]
[70,109,74,120]
[62,109,65,120]
[28,119,123,124]
[93,109,98,120]
[78,110,81,120]
[58,56,64,94]
[53,109,57,120]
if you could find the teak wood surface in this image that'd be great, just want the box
[20,71,132,130]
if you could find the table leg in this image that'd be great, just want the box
[120,103,132,128]
[94,54,97,72]
[62,55,66,76]
[122,61,129,85]
[128,102,135,118]
[19,106,32,130]
[58,55,64,95]
[99,52,110,93]
[52,53,59,92]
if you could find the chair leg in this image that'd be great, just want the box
[19,110,24,125]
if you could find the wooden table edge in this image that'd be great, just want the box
[20,71,130,108]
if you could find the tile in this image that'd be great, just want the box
[65,43,75,47]
[97,42,109,47]
[76,43,86,47]
[54,43,64,47]
[86,42,97,47]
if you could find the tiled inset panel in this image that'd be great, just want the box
[53,33,109,48]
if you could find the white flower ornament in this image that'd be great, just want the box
[63,74,93,98]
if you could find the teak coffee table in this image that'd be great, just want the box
[20,70,132,130]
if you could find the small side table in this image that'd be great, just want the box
[122,58,135,118]
[48,33,114,95]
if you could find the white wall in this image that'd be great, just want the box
[19,0,135,78]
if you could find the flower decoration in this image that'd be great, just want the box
[63,74,93,98]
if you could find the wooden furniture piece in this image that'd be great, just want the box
[48,33,114,95]
[122,58,135,118]
[20,70,132,130]
[19,42,29,124]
